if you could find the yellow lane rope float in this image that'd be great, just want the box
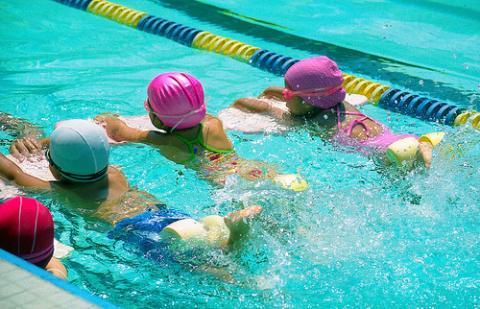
[192,31,260,62]
[87,0,146,28]
[342,74,390,104]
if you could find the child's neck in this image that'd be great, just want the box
[171,124,201,138]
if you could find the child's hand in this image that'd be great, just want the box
[9,138,44,162]
[95,114,129,142]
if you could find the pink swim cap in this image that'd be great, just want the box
[0,196,54,268]
[147,72,206,130]
[284,56,346,109]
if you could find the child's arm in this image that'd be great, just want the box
[231,98,286,119]
[0,153,51,190]
[95,115,148,143]
[259,86,285,100]
[95,115,174,149]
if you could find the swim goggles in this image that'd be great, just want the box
[282,85,344,100]
[45,148,108,182]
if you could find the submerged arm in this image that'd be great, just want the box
[0,112,43,139]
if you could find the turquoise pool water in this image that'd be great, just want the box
[1,0,479,307]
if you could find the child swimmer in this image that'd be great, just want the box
[227,56,444,168]
[0,196,67,279]
[3,119,159,223]
[109,205,262,281]
[4,120,263,279]
[96,72,307,191]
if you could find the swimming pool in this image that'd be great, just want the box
[1,0,479,307]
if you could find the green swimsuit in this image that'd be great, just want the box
[172,123,233,163]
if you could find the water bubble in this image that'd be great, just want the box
[418,80,424,86]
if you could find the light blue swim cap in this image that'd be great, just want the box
[48,119,110,182]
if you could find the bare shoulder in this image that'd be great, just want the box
[108,165,124,176]
[45,257,67,279]
[202,116,233,150]
[107,166,129,188]
[342,101,360,112]
[204,114,224,126]
[203,115,229,136]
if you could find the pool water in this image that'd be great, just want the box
[1,0,479,307]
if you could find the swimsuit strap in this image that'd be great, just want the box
[197,124,234,155]
[336,105,381,138]
[346,117,370,137]
[172,123,233,163]
[336,104,343,131]
[171,124,202,163]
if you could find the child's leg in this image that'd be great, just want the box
[418,141,433,168]
[161,205,262,249]
[224,205,263,245]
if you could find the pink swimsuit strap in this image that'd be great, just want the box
[335,105,416,150]
[336,105,380,138]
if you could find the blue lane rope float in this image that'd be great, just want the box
[137,15,202,46]
[53,0,92,10]
[52,0,473,128]
[249,50,299,75]
[379,89,465,125]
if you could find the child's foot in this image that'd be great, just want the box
[418,141,433,168]
[224,205,262,243]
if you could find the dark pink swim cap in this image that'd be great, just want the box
[147,72,206,130]
[0,196,54,268]
[284,56,346,109]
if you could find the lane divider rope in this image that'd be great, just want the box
[192,31,260,62]
[52,0,473,128]
[87,0,146,28]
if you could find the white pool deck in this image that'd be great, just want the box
[0,250,112,309]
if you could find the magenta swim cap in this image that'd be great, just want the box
[284,56,346,109]
[146,72,206,130]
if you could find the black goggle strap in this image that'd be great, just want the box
[45,149,108,182]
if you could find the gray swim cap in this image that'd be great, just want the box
[48,119,110,182]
